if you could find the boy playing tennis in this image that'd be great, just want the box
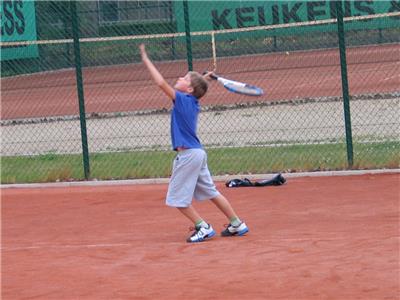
[139,44,248,243]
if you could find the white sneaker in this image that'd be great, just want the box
[187,224,216,243]
[221,222,249,236]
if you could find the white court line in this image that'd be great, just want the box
[1,243,133,252]
[3,236,398,252]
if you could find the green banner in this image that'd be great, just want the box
[1,0,38,61]
[174,0,399,34]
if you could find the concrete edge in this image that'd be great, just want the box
[1,169,399,189]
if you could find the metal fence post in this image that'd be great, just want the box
[183,0,193,71]
[70,0,91,179]
[168,1,177,60]
[336,0,354,167]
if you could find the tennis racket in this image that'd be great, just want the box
[206,34,262,96]
[209,73,264,96]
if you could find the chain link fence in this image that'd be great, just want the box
[1,0,399,183]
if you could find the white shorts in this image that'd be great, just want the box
[166,148,220,207]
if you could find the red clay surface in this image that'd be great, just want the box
[2,173,399,299]
[2,44,399,119]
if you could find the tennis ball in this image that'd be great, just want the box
[285,51,290,55]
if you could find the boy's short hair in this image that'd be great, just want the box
[188,71,208,99]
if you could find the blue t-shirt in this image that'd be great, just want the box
[171,91,202,151]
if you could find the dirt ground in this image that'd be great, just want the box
[2,173,399,299]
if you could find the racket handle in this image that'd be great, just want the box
[209,73,218,80]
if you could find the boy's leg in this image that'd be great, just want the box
[177,205,204,224]
[210,194,249,237]
[192,151,249,237]
[210,193,238,220]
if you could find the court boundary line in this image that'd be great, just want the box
[1,169,398,189]
[4,236,398,252]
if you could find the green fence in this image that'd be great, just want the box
[1,0,399,183]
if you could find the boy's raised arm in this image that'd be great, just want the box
[139,44,175,100]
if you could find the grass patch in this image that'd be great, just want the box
[1,141,398,184]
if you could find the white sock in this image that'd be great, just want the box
[230,217,242,227]
[196,220,209,228]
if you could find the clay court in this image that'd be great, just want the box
[2,173,399,299]
[2,44,399,120]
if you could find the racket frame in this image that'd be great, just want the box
[210,73,264,96]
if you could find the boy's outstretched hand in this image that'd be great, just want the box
[203,71,216,82]
[139,43,147,60]
[139,43,175,100]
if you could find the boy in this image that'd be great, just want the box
[139,44,248,243]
